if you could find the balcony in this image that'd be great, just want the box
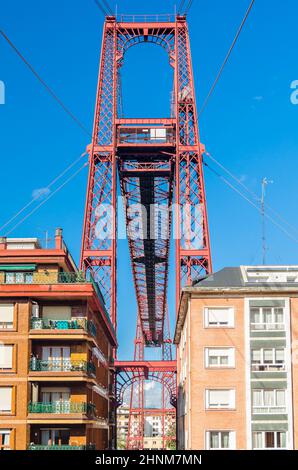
[29,358,96,376]
[28,444,96,450]
[28,401,96,416]
[1,271,88,285]
[30,317,97,338]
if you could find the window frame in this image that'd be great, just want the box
[0,304,16,331]
[205,430,235,450]
[251,347,285,371]
[204,307,235,328]
[250,306,285,330]
[205,389,236,410]
[252,389,286,414]
[252,431,287,450]
[0,344,16,373]
[0,429,12,450]
[205,347,235,369]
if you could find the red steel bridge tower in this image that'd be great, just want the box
[80,13,212,449]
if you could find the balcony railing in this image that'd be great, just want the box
[1,271,88,285]
[250,322,285,331]
[251,363,286,372]
[253,406,287,414]
[28,444,96,451]
[30,317,97,338]
[28,401,96,415]
[29,358,96,375]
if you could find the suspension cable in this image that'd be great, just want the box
[5,162,89,236]
[199,0,256,117]
[0,30,91,137]
[0,153,87,234]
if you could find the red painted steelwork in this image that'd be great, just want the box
[80,14,212,449]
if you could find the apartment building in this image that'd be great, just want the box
[0,230,117,450]
[117,405,175,449]
[174,266,298,450]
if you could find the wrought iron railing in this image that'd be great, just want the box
[28,444,96,451]
[28,401,96,415]
[30,317,97,338]
[1,271,88,285]
[29,358,96,375]
[117,14,175,23]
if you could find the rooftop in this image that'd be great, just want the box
[174,265,298,344]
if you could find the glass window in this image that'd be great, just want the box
[253,432,262,449]
[263,308,273,324]
[210,432,219,449]
[264,349,273,363]
[265,432,275,448]
[274,308,284,323]
[206,348,234,368]
[264,390,275,406]
[276,390,285,406]
[208,431,233,449]
[275,349,285,364]
[0,430,11,450]
[250,308,260,323]
[252,390,262,406]
[251,350,261,363]
[276,432,286,448]
[221,432,230,449]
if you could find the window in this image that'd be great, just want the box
[5,272,33,284]
[0,429,11,450]
[42,347,71,371]
[252,431,287,449]
[250,306,284,330]
[252,389,286,414]
[251,348,285,371]
[206,431,235,450]
[0,345,13,370]
[0,388,12,413]
[206,389,235,409]
[205,348,235,368]
[41,429,70,446]
[205,307,234,328]
[0,305,14,330]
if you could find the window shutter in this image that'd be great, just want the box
[0,345,13,368]
[0,388,12,412]
[0,305,14,323]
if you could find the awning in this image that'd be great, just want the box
[0,264,37,272]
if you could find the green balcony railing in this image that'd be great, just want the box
[30,317,97,338]
[29,358,96,376]
[1,271,88,285]
[28,401,96,415]
[28,444,96,451]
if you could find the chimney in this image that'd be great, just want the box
[55,228,63,249]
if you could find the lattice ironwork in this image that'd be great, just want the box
[81,15,212,450]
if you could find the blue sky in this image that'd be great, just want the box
[1,0,298,360]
